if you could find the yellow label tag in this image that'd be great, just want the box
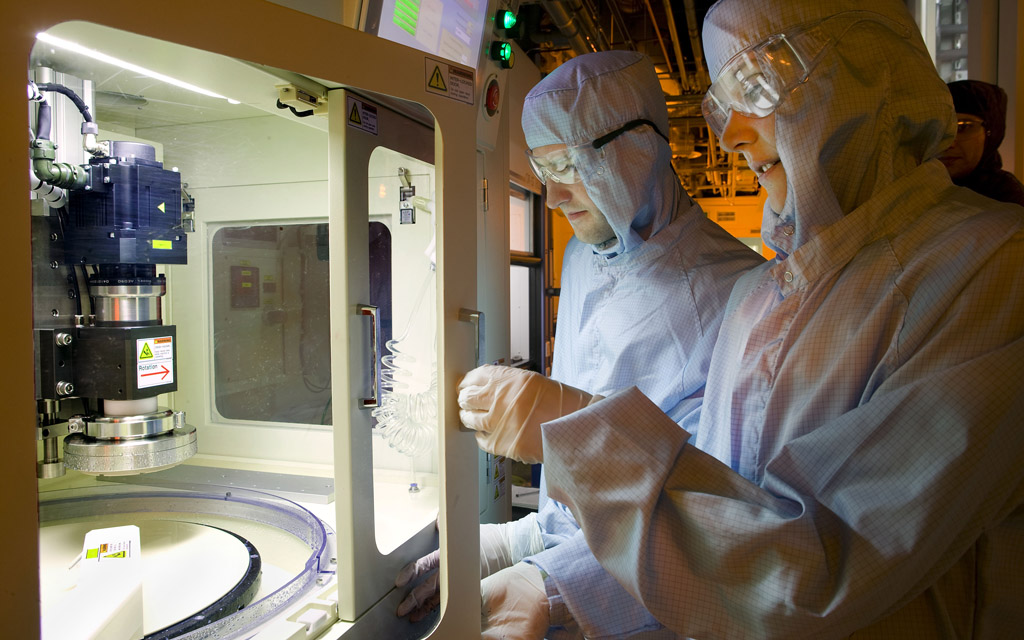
[152,240,173,250]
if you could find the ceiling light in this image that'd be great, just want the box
[36,32,240,105]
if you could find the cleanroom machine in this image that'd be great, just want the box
[3,0,519,637]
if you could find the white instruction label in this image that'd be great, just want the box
[137,336,174,388]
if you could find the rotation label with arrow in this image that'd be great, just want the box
[137,336,174,388]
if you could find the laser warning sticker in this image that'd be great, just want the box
[137,336,174,389]
[424,57,474,105]
[347,97,378,135]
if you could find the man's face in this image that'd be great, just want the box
[534,143,617,247]
[939,113,986,179]
[719,112,786,212]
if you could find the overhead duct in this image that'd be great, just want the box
[661,0,691,91]
[541,0,608,56]
[684,0,710,90]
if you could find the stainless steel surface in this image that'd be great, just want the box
[83,408,182,439]
[63,424,197,474]
[458,308,485,367]
[91,282,164,324]
[37,437,65,479]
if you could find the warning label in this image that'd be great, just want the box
[87,542,131,560]
[347,97,378,135]
[424,57,474,105]
[137,336,174,389]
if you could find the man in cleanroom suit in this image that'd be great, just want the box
[458,0,1024,637]
[395,50,763,638]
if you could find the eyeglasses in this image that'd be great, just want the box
[955,119,985,134]
[526,119,667,185]
[702,32,823,138]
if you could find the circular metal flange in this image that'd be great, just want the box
[64,424,197,475]
[84,408,182,439]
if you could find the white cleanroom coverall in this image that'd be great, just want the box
[524,51,763,638]
[542,0,1024,637]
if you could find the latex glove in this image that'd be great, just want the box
[396,515,545,621]
[481,563,549,640]
[458,365,593,464]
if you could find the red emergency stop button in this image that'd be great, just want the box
[485,78,500,117]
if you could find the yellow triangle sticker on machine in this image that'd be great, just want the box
[349,103,362,125]
[157,202,166,213]
[428,66,447,92]
[140,343,154,359]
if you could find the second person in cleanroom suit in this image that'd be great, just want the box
[396,50,763,638]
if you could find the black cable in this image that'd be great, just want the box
[36,102,52,140]
[36,82,94,123]
[276,99,314,118]
[69,265,83,316]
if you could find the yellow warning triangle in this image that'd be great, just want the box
[429,66,447,92]
[349,103,362,125]
[140,343,154,359]
[157,202,166,213]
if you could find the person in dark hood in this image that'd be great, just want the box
[939,79,1024,206]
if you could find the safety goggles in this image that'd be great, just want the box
[526,119,666,185]
[702,31,822,137]
[955,118,985,134]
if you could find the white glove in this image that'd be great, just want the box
[395,514,545,620]
[458,365,593,464]
[481,563,549,640]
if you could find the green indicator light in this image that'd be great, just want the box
[490,41,514,65]
[499,10,517,30]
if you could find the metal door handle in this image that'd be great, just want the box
[458,308,484,367]
[358,304,381,408]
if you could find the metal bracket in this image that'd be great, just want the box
[458,308,485,367]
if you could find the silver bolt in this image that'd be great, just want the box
[55,332,73,346]
[50,261,59,269]
[103,176,110,183]
[55,381,74,396]
[109,232,116,238]
[50,233,58,241]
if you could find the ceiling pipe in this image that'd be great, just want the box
[542,0,609,56]
[602,0,637,50]
[660,0,692,91]
[642,0,674,74]
[684,0,710,90]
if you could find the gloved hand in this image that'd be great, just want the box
[458,365,593,464]
[395,514,546,621]
[481,563,549,640]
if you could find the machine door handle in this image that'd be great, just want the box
[458,308,484,367]
[358,304,381,409]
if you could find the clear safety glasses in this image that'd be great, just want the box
[526,119,666,185]
[702,32,820,137]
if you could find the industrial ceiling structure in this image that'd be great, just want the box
[512,0,760,199]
